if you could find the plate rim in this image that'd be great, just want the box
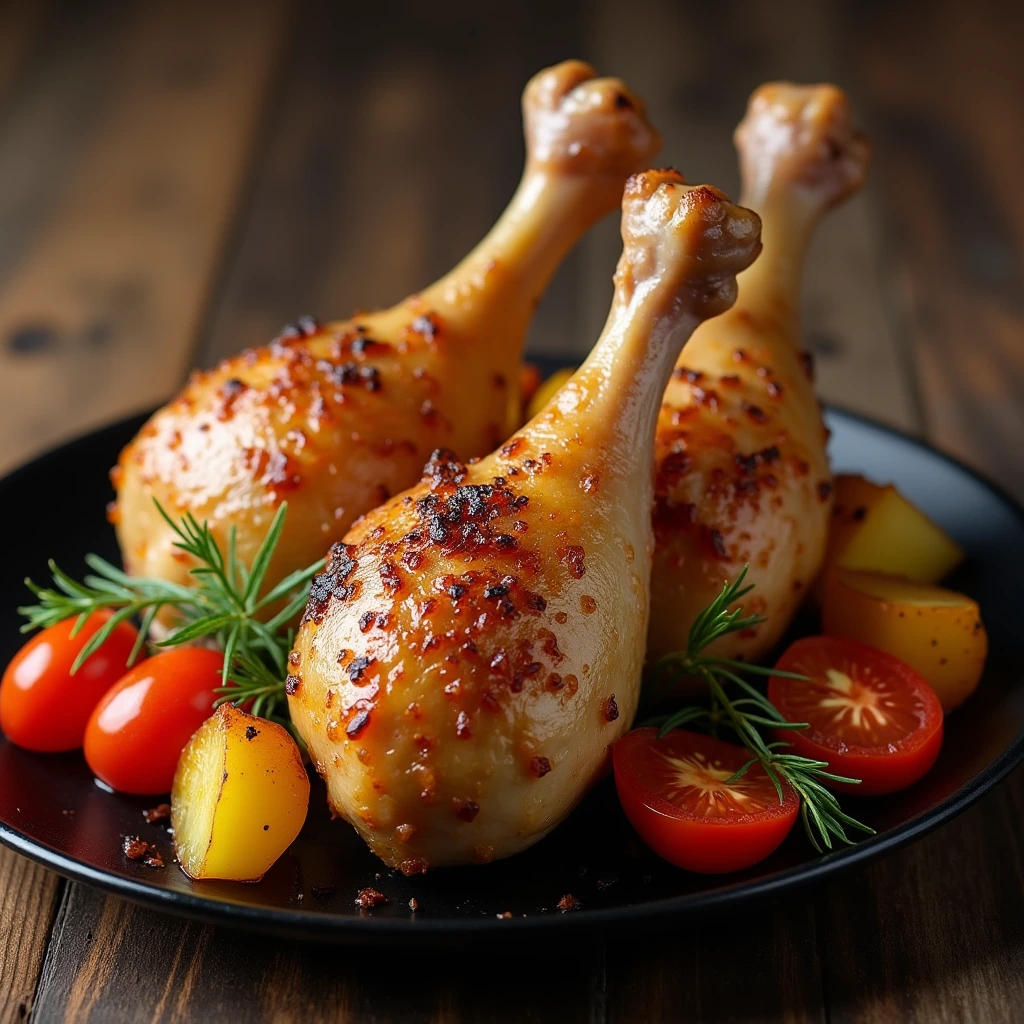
[1,404,1022,940]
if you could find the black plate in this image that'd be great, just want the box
[1,406,1023,942]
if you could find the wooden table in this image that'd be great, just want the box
[1,1,1022,1020]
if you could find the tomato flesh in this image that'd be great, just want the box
[613,728,799,874]
[0,613,140,752]
[84,647,224,795]
[769,636,944,796]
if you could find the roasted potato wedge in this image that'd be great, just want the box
[819,475,964,596]
[171,705,310,881]
[822,568,987,712]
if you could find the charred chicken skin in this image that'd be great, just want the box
[112,62,661,601]
[647,84,870,665]
[288,171,761,870]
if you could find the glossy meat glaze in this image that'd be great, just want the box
[289,172,761,869]
[648,84,870,665]
[112,61,661,601]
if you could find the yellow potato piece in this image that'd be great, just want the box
[822,568,987,712]
[525,366,576,421]
[823,475,964,586]
[172,704,310,881]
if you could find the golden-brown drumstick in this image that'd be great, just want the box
[647,84,870,665]
[288,171,761,870]
[112,62,661,601]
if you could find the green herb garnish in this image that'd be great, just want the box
[649,566,875,853]
[18,502,321,735]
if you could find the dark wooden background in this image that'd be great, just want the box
[1,0,1022,1020]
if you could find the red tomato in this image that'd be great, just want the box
[768,636,944,796]
[0,613,140,752]
[84,647,224,795]
[613,728,799,874]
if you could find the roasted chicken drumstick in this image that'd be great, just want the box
[647,84,870,665]
[288,171,761,870]
[112,62,661,599]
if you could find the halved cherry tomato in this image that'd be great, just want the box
[768,636,943,796]
[613,728,799,874]
[0,612,140,752]
[84,647,224,795]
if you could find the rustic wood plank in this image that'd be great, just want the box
[0,0,47,107]
[819,768,1024,1024]
[0,0,292,475]
[848,0,1024,495]
[31,883,595,1024]
[579,0,919,432]
[0,848,62,1024]
[604,905,825,1024]
[200,0,584,368]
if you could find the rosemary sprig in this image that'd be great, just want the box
[650,567,875,853]
[213,643,298,740]
[18,501,321,727]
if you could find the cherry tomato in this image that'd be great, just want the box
[768,636,944,796]
[1,613,140,752]
[84,648,224,795]
[613,728,799,874]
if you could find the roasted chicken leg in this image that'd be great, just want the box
[647,84,870,664]
[288,171,761,870]
[112,62,661,600]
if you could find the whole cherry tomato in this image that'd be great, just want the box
[84,647,224,795]
[613,728,799,874]
[0,612,140,752]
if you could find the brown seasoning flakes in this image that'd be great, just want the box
[122,836,165,868]
[354,887,388,909]
[142,804,171,825]
[603,695,620,722]
[398,857,429,877]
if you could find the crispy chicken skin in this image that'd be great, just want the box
[289,171,761,870]
[112,62,661,603]
[648,84,870,665]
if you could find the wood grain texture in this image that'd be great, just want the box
[0,848,61,1024]
[848,0,1024,495]
[577,0,919,432]
[0,0,47,108]
[0,0,292,474]
[603,905,826,1024]
[200,0,584,368]
[31,883,596,1024]
[818,767,1024,1024]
